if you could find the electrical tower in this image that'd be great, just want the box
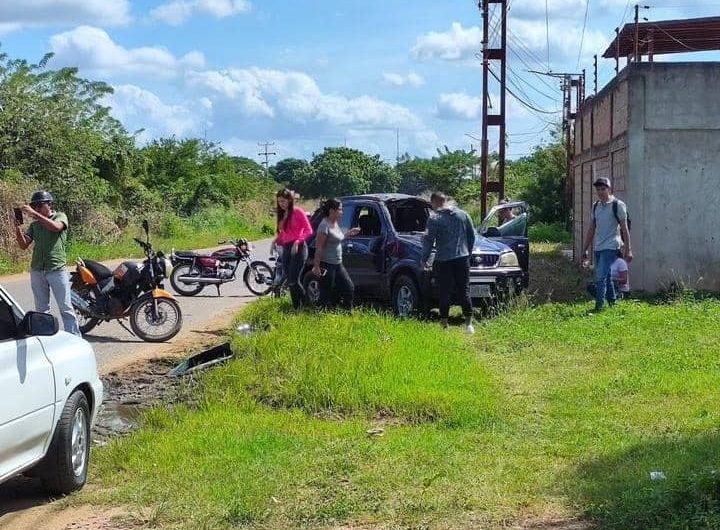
[257,142,277,177]
[479,0,508,218]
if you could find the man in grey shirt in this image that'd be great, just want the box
[582,177,633,312]
[422,191,477,334]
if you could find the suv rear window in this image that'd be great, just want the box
[388,200,430,233]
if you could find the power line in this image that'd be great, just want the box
[507,35,560,92]
[508,65,559,101]
[507,124,553,137]
[488,67,561,115]
[576,0,591,70]
[545,0,551,70]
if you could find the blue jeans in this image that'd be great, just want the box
[594,250,618,310]
[31,269,81,336]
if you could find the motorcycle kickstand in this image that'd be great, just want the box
[215,284,221,296]
[118,319,137,337]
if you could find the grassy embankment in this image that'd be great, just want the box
[87,244,720,529]
[0,205,275,275]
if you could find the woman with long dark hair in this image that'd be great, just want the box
[312,198,360,311]
[273,188,313,309]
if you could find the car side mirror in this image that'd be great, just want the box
[21,311,59,337]
[484,227,501,238]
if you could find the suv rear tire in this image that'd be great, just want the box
[392,275,422,317]
[39,390,90,495]
[302,272,321,307]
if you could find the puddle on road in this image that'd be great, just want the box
[95,402,142,439]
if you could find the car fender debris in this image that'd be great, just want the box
[167,342,234,377]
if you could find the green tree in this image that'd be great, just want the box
[0,50,134,219]
[309,147,397,198]
[508,137,567,226]
[397,147,478,197]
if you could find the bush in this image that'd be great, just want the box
[529,222,571,243]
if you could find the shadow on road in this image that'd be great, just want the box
[84,334,145,345]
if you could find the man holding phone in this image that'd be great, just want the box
[9,190,80,335]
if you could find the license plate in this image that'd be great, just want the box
[470,284,492,298]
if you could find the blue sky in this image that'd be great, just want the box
[1,0,718,165]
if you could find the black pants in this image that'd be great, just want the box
[319,262,354,311]
[435,256,473,320]
[281,242,308,309]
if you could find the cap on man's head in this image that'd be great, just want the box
[593,177,611,188]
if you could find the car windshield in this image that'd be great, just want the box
[387,200,430,233]
[480,204,528,238]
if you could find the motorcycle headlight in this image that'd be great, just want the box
[497,251,519,268]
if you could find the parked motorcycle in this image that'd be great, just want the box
[70,220,182,342]
[169,238,273,297]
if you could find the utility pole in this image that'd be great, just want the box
[615,27,620,73]
[395,128,400,167]
[257,141,276,177]
[531,70,583,210]
[634,4,640,62]
[479,0,508,217]
[593,54,598,94]
[634,5,651,63]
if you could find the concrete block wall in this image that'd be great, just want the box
[573,62,720,292]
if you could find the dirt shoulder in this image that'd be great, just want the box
[0,307,241,530]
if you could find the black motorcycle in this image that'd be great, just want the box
[70,220,183,342]
[169,238,273,297]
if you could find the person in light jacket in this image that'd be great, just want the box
[422,192,477,334]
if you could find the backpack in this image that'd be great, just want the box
[593,199,631,240]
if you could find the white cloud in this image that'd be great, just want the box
[412,20,607,66]
[186,67,422,129]
[49,26,205,78]
[0,0,130,30]
[436,93,483,121]
[382,71,425,87]
[411,23,481,62]
[151,0,251,26]
[510,18,608,63]
[104,84,203,140]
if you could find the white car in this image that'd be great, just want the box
[0,284,103,494]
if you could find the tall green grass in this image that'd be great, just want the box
[88,263,720,528]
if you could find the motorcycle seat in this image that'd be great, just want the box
[174,251,212,258]
[83,259,113,281]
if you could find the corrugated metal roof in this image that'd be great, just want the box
[602,16,720,58]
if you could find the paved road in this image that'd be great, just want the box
[1,239,272,373]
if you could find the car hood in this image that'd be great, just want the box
[396,233,510,253]
[473,236,510,253]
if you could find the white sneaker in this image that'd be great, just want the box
[466,324,475,335]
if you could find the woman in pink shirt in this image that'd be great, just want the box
[273,188,313,308]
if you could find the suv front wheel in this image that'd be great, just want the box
[392,275,421,318]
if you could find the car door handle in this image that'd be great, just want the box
[345,243,354,250]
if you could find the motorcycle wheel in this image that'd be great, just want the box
[70,277,101,335]
[79,317,100,335]
[243,261,274,296]
[130,298,183,343]
[170,263,205,296]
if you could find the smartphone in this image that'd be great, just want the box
[13,208,23,224]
